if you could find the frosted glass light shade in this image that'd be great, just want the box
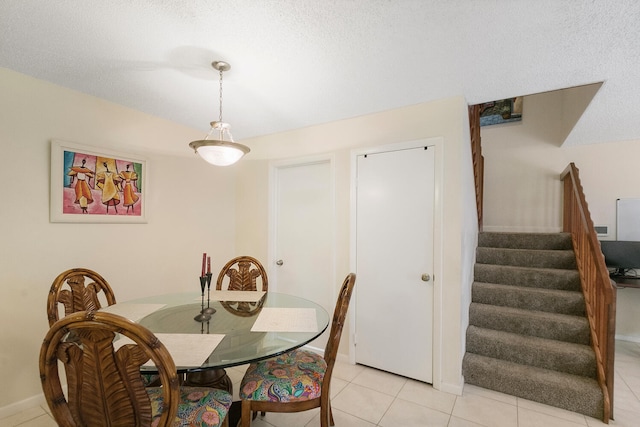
[189,121,250,166]
[189,140,250,166]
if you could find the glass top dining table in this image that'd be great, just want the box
[105,291,330,373]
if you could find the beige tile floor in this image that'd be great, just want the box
[3,340,639,427]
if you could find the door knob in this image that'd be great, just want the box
[276,260,284,266]
[421,274,431,282]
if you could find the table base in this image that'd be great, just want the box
[184,369,233,395]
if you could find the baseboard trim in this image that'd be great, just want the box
[438,379,464,395]
[615,334,640,343]
[0,393,47,420]
[335,353,350,364]
[303,343,325,357]
[482,225,564,233]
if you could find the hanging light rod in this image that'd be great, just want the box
[189,61,250,166]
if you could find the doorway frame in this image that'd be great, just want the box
[349,137,445,389]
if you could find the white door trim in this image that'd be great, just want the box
[349,137,445,389]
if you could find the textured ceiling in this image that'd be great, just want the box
[1,0,639,154]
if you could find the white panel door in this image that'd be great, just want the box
[272,160,333,350]
[355,146,434,382]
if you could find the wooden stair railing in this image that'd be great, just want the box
[561,162,616,423]
[469,104,484,230]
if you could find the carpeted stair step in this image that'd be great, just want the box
[472,282,585,315]
[469,302,590,344]
[478,232,573,250]
[466,326,596,377]
[467,232,605,420]
[476,247,577,269]
[462,352,603,420]
[474,263,581,291]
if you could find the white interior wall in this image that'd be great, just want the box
[0,67,476,412]
[482,89,640,341]
[482,90,567,233]
[459,108,479,370]
[0,68,239,410]
[236,97,477,394]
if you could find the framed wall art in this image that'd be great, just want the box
[50,140,148,223]
[479,97,523,127]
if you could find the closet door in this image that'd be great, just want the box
[355,145,434,382]
[272,159,334,350]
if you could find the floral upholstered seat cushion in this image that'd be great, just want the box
[147,386,232,427]
[240,348,327,402]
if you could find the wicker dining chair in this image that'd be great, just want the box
[216,256,268,292]
[239,273,356,427]
[40,310,232,427]
[216,256,268,315]
[47,268,117,326]
[47,268,160,386]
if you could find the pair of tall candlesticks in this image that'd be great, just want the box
[194,253,216,322]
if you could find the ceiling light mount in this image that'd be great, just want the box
[189,60,250,166]
[212,61,230,72]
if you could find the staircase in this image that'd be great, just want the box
[463,231,604,419]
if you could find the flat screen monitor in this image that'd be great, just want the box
[599,240,640,278]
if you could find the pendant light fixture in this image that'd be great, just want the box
[189,61,250,166]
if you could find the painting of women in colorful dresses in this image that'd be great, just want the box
[67,158,94,213]
[119,164,140,213]
[62,149,143,217]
